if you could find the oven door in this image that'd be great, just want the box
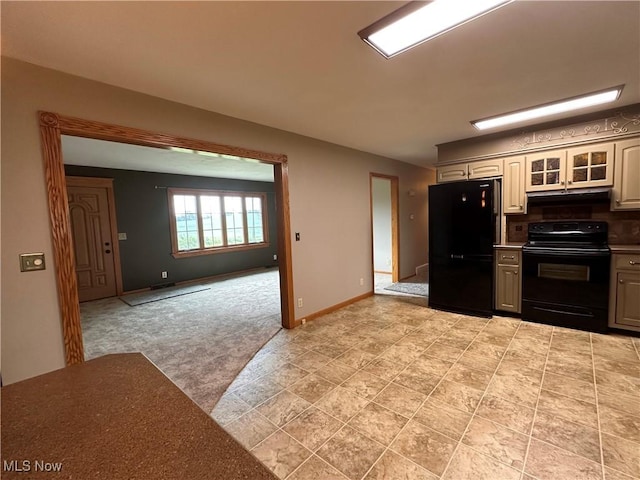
[522,247,610,332]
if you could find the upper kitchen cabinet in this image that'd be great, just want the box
[525,143,614,192]
[437,163,468,183]
[503,156,526,215]
[525,150,567,192]
[566,142,614,189]
[437,158,503,183]
[611,138,640,210]
[468,158,503,180]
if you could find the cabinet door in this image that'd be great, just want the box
[566,142,614,189]
[525,150,567,192]
[495,264,521,313]
[437,164,468,183]
[468,158,503,180]
[611,138,640,210]
[503,156,526,214]
[615,272,640,329]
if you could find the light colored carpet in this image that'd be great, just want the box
[80,268,282,412]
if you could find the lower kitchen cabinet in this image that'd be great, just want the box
[495,249,521,314]
[609,253,640,332]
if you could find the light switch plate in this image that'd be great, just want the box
[118,233,127,240]
[20,253,46,272]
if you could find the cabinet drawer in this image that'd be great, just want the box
[496,250,521,265]
[614,254,640,271]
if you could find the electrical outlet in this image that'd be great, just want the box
[273,254,278,261]
[301,318,306,325]
[297,297,303,308]
[161,271,168,279]
[359,278,364,286]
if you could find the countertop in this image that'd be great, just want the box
[494,243,524,249]
[610,245,640,254]
[1,353,277,480]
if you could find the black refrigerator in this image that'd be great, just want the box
[428,179,501,317]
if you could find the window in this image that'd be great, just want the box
[168,188,268,257]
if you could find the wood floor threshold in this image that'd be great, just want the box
[297,291,374,326]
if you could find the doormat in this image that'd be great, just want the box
[120,285,211,306]
[384,281,429,297]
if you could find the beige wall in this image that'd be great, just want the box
[1,57,435,384]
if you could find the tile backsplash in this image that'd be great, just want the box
[507,203,640,245]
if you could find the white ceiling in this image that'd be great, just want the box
[62,136,275,182]
[2,1,639,169]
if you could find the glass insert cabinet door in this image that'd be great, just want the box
[566,143,614,189]
[525,150,567,192]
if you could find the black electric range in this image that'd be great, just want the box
[521,221,611,333]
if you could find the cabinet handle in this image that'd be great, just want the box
[519,204,523,208]
[619,279,624,284]
[630,261,638,265]
[616,199,621,205]
[561,180,565,185]
[503,255,515,259]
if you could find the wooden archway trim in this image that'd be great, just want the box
[39,111,295,366]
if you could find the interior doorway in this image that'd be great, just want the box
[370,173,399,293]
[39,111,294,366]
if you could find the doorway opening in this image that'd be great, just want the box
[370,173,399,294]
[39,111,294,368]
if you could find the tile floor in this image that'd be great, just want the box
[212,295,640,480]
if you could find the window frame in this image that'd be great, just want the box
[168,187,269,258]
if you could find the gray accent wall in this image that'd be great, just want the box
[64,165,278,291]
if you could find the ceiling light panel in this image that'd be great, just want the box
[359,0,512,58]
[471,86,624,130]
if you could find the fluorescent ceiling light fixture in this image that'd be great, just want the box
[471,86,624,130]
[358,0,512,58]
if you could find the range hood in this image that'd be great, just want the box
[527,187,611,206]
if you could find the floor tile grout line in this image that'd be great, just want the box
[359,314,497,480]
[520,326,566,479]
[281,311,439,479]
[221,300,640,480]
[316,315,457,479]
[591,332,608,480]
[439,320,530,479]
[265,309,432,479]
